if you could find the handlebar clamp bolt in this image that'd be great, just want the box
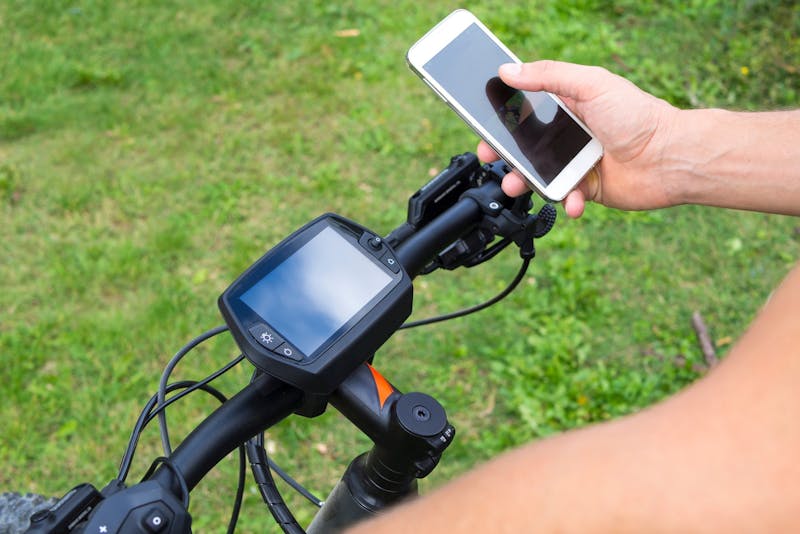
[395,393,447,437]
[413,405,431,422]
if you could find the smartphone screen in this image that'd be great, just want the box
[422,23,592,187]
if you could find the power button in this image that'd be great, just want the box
[142,507,170,532]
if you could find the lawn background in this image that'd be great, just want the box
[1,0,798,531]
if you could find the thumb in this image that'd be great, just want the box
[499,60,606,102]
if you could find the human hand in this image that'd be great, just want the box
[478,61,681,218]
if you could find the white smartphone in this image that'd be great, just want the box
[407,9,603,201]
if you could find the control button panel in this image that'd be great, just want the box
[249,323,304,362]
[358,231,401,272]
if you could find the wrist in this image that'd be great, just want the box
[661,108,800,214]
[659,108,733,207]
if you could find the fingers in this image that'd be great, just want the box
[562,189,587,218]
[502,174,588,219]
[477,141,534,198]
[498,60,610,102]
[500,171,530,197]
[476,140,499,163]
[501,167,600,219]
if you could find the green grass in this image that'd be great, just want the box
[1,0,798,531]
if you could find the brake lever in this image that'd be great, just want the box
[431,174,557,270]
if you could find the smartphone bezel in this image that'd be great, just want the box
[406,9,602,201]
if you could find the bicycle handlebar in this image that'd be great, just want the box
[392,180,492,277]
[27,154,548,533]
[150,373,303,494]
[148,172,504,498]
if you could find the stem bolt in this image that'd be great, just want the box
[413,405,431,421]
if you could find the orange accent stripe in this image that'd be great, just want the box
[366,363,395,409]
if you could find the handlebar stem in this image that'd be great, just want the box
[307,364,455,532]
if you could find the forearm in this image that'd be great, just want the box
[665,109,800,215]
[349,263,800,533]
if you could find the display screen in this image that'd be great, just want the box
[423,23,591,185]
[240,227,393,356]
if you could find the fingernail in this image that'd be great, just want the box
[499,63,522,76]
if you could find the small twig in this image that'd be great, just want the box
[479,390,496,418]
[691,311,718,368]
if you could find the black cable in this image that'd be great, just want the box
[128,379,247,533]
[267,452,323,508]
[146,357,245,431]
[118,354,245,482]
[120,347,314,531]
[399,257,531,329]
[142,456,191,509]
[246,430,324,508]
[246,435,306,534]
[157,325,229,456]
[242,369,321,534]
[229,440,246,534]
[464,237,511,267]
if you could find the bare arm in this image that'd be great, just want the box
[665,108,800,216]
[350,262,800,533]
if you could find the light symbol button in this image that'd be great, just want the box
[248,323,284,350]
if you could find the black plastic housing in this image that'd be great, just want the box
[407,152,479,228]
[218,214,413,394]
